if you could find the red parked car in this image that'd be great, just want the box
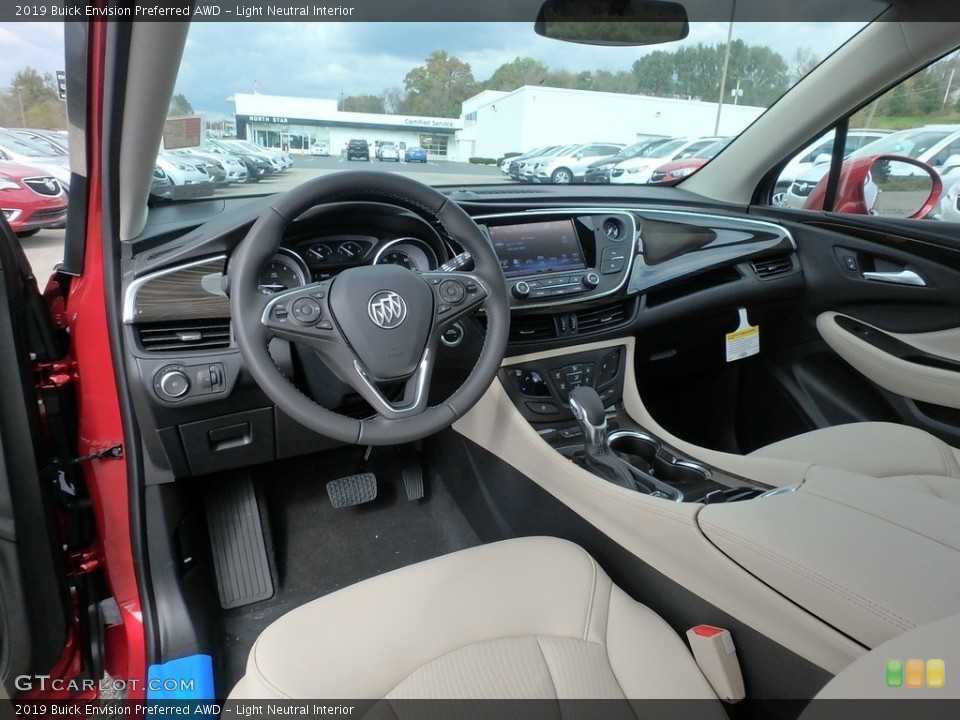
[0,160,67,237]
[647,138,731,184]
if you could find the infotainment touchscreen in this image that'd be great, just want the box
[488,219,586,278]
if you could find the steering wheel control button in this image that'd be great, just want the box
[273,304,289,319]
[156,367,190,400]
[291,297,322,323]
[309,289,326,299]
[317,320,333,330]
[437,303,452,315]
[439,280,466,304]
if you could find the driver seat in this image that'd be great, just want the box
[750,422,960,504]
[228,537,723,702]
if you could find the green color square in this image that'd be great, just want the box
[886,659,904,687]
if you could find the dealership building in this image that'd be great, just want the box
[230,87,765,161]
[231,93,463,159]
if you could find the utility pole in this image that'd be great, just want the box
[714,0,737,135]
[17,89,26,126]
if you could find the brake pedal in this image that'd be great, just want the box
[327,473,378,508]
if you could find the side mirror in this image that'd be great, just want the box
[940,153,960,175]
[814,153,832,165]
[803,155,942,219]
[535,0,689,46]
[575,152,584,160]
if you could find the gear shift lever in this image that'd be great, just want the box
[568,386,637,490]
[568,386,681,500]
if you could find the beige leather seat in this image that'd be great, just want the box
[229,536,722,702]
[751,422,960,503]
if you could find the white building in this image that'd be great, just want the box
[230,93,464,159]
[457,85,766,159]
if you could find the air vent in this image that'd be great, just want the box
[137,318,231,352]
[575,299,635,333]
[750,256,794,279]
[509,314,557,342]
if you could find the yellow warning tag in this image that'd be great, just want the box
[726,308,759,362]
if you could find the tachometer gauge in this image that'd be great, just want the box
[378,250,418,270]
[258,250,309,294]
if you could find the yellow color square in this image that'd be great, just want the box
[926,659,945,689]
[905,659,924,688]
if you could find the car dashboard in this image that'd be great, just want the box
[121,189,804,480]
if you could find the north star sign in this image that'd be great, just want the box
[248,116,289,124]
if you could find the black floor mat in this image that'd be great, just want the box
[218,445,481,691]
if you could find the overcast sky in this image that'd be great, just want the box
[0,21,866,120]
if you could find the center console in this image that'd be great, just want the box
[499,345,773,504]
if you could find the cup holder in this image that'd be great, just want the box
[607,431,711,484]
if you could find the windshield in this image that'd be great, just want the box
[152,18,872,197]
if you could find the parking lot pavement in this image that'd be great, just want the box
[22,228,65,284]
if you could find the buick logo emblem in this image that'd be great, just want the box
[367,291,406,329]
[44,178,58,192]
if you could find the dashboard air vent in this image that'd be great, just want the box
[137,318,231,352]
[509,314,557,342]
[575,299,635,333]
[750,256,793,279]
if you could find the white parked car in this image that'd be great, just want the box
[533,143,625,184]
[784,125,960,209]
[223,139,293,170]
[378,142,400,162]
[309,142,330,156]
[773,128,893,205]
[177,148,248,184]
[155,152,215,199]
[609,137,723,184]
[520,143,580,182]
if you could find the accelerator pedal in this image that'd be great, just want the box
[396,445,425,501]
[327,473,378,508]
[205,475,274,609]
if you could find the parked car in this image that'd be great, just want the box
[609,136,725,184]
[171,149,227,185]
[203,140,272,182]
[180,148,248,184]
[0,160,67,236]
[773,128,893,204]
[221,139,292,171]
[784,125,960,209]
[378,142,400,162]
[8,128,69,155]
[533,143,625,184]
[147,165,175,205]
[506,145,561,180]
[346,138,370,160]
[154,152,215,199]
[0,129,71,191]
[309,142,330,156]
[647,138,733,184]
[404,146,427,163]
[520,144,580,182]
[583,137,672,184]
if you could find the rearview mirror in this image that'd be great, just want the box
[535,0,689,46]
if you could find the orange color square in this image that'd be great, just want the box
[905,659,924,688]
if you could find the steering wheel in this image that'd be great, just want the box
[230,171,509,445]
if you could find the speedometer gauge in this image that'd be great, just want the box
[373,238,439,272]
[258,250,310,294]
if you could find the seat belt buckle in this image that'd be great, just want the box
[686,625,745,703]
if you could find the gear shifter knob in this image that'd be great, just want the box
[568,386,608,451]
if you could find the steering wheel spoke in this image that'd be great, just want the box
[348,342,437,420]
[422,271,489,331]
[260,280,343,349]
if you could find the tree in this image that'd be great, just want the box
[169,93,194,116]
[342,94,385,113]
[0,67,64,129]
[789,48,820,84]
[403,51,477,118]
[381,87,408,115]
[485,57,550,91]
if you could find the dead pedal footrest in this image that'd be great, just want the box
[327,473,378,508]
[205,475,274,609]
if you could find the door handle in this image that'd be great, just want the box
[861,269,926,287]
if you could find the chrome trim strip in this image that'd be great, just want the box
[122,254,227,324]
[371,236,440,271]
[862,269,926,287]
